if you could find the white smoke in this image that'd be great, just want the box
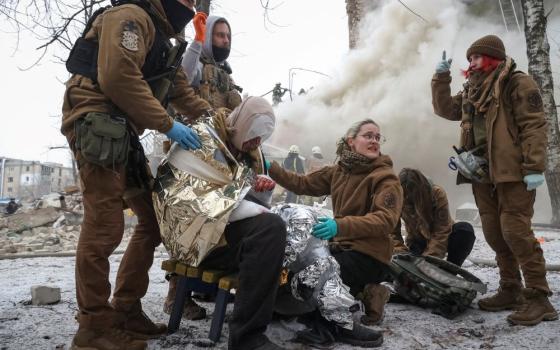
[269,0,558,222]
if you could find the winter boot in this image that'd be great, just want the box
[70,327,147,350]
[478,284,525,312]
[114,303,167,340]
[333,319,384,348]
[164,275,207,320]
[507,289,558,326]
[360,284,390,326]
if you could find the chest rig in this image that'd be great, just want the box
[197,57,242,109]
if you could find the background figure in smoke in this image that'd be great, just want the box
[307,146,329,174]
[272,83,289,106]
[391,168,475,268]
[282,145,305,203]
[267,119,403,348]
[431,34,558,326]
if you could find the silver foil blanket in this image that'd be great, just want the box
[272,204,356,329]
[153,119,254,267]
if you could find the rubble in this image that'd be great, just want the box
[0,192,136,258]
[31,286,61,305]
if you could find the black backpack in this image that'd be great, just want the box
[389,254,487,319]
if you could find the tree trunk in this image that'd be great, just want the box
[197,0,212,14]
[521,0,560,225]
[346,0,362,49]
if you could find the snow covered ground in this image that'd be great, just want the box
[1,227,559,350]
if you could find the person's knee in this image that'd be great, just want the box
[452,222,475,243]
[261,213,287,239]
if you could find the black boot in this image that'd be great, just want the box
[333,320,383,348]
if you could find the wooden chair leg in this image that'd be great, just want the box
[208,289,230,342]
[167,275,191,334]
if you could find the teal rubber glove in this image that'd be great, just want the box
[265,159,271,170]
[312,217,338,240]
[435,50,453,73]
[523,174,545,191]
[165,121,202,150]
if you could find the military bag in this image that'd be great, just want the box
[389,254,487,319]
[75,112,130,168]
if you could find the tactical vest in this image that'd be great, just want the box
[66,0,179,107]
[197,57,242,110]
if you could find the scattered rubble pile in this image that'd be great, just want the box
[0,189,136,257]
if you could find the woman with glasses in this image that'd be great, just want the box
[267,119,402,347]
[392,168,475,268]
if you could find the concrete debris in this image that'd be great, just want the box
[0,191,137,258]
[31,285,61,305]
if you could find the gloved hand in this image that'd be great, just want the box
[253,175,276,192]
[193,12,208,43]
[165,121,202,150]
[523,174,545,191]
[312,217,338,240]
[264,160,271,170]
[435,50,453,73]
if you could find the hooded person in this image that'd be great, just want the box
[431,34,557,326]
[154,96,288,350]
[182,13,242,109]
[266,119,403,348]
[61,0,213,349]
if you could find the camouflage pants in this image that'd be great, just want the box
[472,182,549,293]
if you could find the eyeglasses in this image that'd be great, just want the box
[357,132,386,144]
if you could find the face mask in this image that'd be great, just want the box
[212,45,230,62]
[162,0,195,34]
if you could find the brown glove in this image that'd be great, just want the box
[194,12,208,43]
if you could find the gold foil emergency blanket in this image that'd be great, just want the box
[272,204,357,330]
[153,119,253,267]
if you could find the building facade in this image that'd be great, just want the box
[0,157,76,200]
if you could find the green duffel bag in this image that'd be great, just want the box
[75,112,130,168]
[389,254,487,319]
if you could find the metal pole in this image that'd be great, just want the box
[0,158,5,198]
[510,0,521,32]
[498,0,509,32]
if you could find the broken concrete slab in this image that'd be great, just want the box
[5,207,61,233]
[31,286,61,305]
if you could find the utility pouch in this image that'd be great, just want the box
[66,37,99,82]
[75,112,130,168]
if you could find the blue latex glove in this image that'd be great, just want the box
[264,160,271,170]
[312,217,338,240]
[523,174,545,191]
[165,121,201,150]
[435,50,453,73]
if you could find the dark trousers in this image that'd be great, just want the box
[286,191,298,204]
[201,213,287,350]
[409,222,476,267]
[330,249,390,297]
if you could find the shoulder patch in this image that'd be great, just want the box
[383,191,397,209]
[121,20,139,52]
[527,90,544,113]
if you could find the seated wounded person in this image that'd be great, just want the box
[153,96,287,350]
[391,168,475,267]
[267,119,403,348]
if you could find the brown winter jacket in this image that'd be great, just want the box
[391,185,453,258]
[268,155,403,265]
[431,58,547,183]
[61,0,211,136]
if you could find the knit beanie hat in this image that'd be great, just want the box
[466,35,506,60]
